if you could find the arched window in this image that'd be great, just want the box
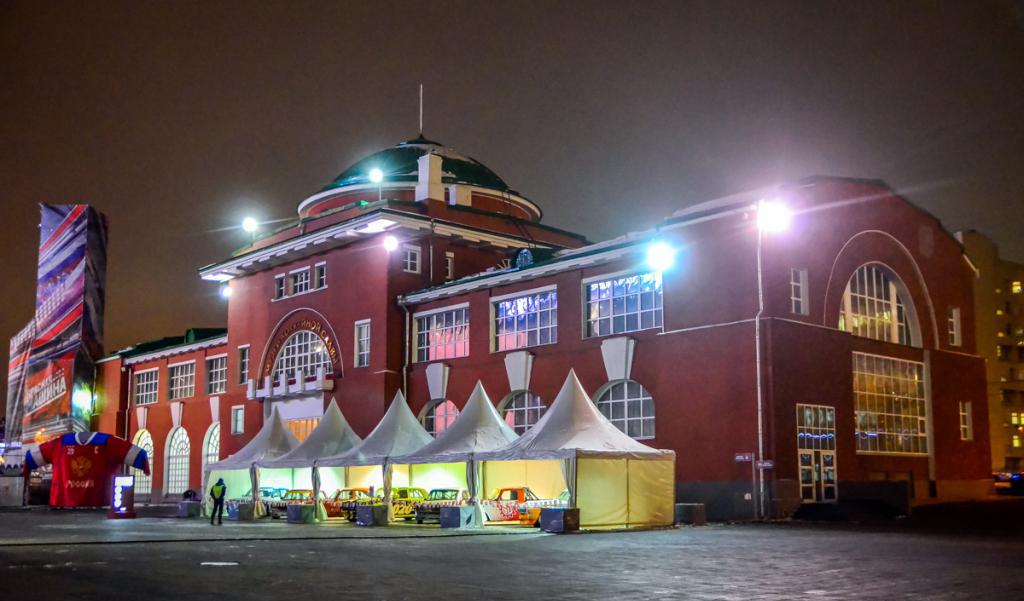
[421,400,460,437]
[838,264,919,346]
[165,427,191,496]
[500,391,546,435]
[273,330,333,384]
[132,429,153,496]
[595,380,655,440]
[203,423,220,471]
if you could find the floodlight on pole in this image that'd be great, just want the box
[645,241,676,272]
[220,284,233,299]
[242,217,258,232]
[756,200,791,233]
[383,235,399,251]
[369,168,384,202]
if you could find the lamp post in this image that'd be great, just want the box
[242,216,258,244]
[369,168,384,203]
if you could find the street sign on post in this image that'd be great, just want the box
[734,452,753,463]
[756,459,774,470]
[735,451,758,520]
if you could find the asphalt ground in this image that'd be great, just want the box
[2,511,1024,600]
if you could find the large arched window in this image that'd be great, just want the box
[595,380,655,440]
[165,427,191,496]
[273,330,334,384]
[132,429,154,496]
[838,264,920,346]
[421,400,460,438]
[202,423,220,471]
[500,391,546,435]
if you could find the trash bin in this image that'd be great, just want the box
[539,507,579,533]
[177,500,201,518]
[440,505,478,529]
[286,503,316,523]
[229,502,255,521]
[356,504,388,526]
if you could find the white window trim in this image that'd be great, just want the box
[230,405,246,434]
[289,266,310,274]
[403,244,422,274]
[133,367,159,375]
[852,351,928,457]
[413,301,470,319]
[959,401,973,441]
[581,268,648,286]
[490,286,559,353]
[790,268,809,316]
[413,305,470,363]
[167,359,196,369]
[490,283,558,304]
[205,353,228,360]
[581,270,663,340]
[354,319,371,368]
[948,307,962,347]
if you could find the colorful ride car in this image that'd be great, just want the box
[517,489,571,526]
[226,486,286,515]
[324,487,371,518]
[480,487,540,522]
[415,488,469,523]
[267,489,327,519]
[339,486,429,521]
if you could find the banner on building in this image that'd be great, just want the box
[6,204,108,444]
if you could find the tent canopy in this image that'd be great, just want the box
[391,381,518,465]
[475,370,675,462]
[317,390,432,467]
[257,399,361,468]
[205,405,300,471]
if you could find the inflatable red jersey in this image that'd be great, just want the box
[26,432,150,508]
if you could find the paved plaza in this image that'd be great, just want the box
[2,510,1024,600]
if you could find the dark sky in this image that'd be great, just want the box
[2,1,1024,378]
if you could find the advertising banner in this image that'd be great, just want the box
[4,323,35,445]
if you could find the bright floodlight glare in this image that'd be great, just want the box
[757,200,791,233]
[646,241,676,271]
[383,235,399,251]
[242,217,259,232]
[220,285,233,299]
[369,168,384,184]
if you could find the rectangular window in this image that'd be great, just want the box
[205,356,227,395]
[796,404,836,451]
[1012,412,1020,426]
[231,406,245,434]
[403,245,421,274]
[415,306,470,362]
[238,346,250,384]
[355,320,371,368]
[290,269,310,295]
[274,275,286,299]
[959,401,973,441]
[133,369,159,405]
[790,268,809,315]
[585,272,663,338]
[168,362,196,400]
[1014,281,1023,295]
[948,307,962,347]
[1014,434,1022,449]
[315,262,327,288]
[494,289,558,351]
[852,352,928,455]
[445,251,455,280]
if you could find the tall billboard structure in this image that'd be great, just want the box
[5,205,108,444]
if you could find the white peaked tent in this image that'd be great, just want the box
[204,406,300,517]
[475,370,676,528]
[317,390,432,520]
[391,381,519,525]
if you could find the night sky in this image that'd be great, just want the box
[2,1,1024,396]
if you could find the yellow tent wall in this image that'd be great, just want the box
[482,460,565,499]
[577,456,675,528]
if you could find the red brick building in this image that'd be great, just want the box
[94,136,992,518]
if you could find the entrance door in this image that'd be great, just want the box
[798,449,837,503]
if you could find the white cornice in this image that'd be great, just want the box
[296,182,540,219]
[124,336,229,366]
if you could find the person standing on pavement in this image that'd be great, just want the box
[209,478,226,525]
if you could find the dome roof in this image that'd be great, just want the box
[322,135,518,194]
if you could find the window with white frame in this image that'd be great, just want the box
[959,401,973,441]
[796,404,836,450]
[132,430,153,495]
[134,369,159,405]
[838,264,918,346]
[205,356,227,394]
[315,262,327,288]
[501,391,546,435]
[165,427,191,495]
[595,380,655,439]
[274,275,286,299]
[852,352,927,455]
[422,399,460,437]
[494,289,558,351]
[948,307,962,347]
[403,245,421,274]
[272,330,333,383]
[585,272,663,338]
[238,346,250,384]
[231,406,245,434]
[290,269,311,295]
[790,268,809,315]
[168,362,195,400]
[415,306,470,362]
[445,251,454,280]
[355,320,371,368]
[204,423,220,469]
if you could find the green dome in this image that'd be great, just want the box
[323,135,517,194]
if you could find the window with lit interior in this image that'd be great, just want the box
[838,264,919,346]
[206,356,227,394]
[853,352,927,455]
[494,290,558,351]
[595,380,655,439]
[585,272,662,338]
[415,307,469,362]
[422,399,460,437]
[168,362,195,400]
[134,369,159,405]
[203,422,220,470]
[500,391,546,435]
[290,269,310,295]
[165,427,191,495]
[272,330,333,384]
[132,430,154,496]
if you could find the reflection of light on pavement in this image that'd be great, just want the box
[200,562,239,566]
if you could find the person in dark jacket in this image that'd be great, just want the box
[209,478,226,525]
